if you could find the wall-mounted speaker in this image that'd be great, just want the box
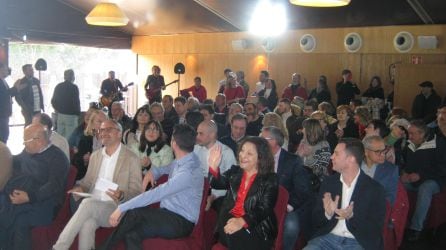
[417,36,438,49]
[232,39,248,50]
[344,32,362,53]
[393,31,414,53]
[299,34,316,53]
[262,38,276,53]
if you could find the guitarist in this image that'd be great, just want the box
[144,65,165,104]
[100,71,128,107]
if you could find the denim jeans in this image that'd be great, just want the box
[404,180,440,231]
[56,113,79,140]
[283,209,300,250]
[303,233,363,250]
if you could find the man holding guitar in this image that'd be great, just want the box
[145,65,165,104]
[100,71,128,107]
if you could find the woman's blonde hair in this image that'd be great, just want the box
[262,112,289,141]
[84,109,107,136]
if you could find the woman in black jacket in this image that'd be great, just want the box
[257,79,278,111]
[209,136,278,250]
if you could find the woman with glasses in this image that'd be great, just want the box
[129,120,173,173]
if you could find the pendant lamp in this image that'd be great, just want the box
[289,0,350,7]
[85,2,129,26]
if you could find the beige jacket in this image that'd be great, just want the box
[78,144,142,203]
[0,142,12,191]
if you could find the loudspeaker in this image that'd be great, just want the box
[35,58,47,71]
[418,36,438,49]
[174,63,185,74]
[232,39,248,50]
[299,34,316,53]
[261,38,276,53]
[344,32,362,53]
[393,31,414,53]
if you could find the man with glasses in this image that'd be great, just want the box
[0,124,69,249]
[362,135,399,205]
[53,120,141,250]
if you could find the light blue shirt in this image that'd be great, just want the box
[118,152,204,224]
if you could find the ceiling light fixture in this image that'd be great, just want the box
[289,0,350,7]
[249,0,287,37]
[85,2,129,27]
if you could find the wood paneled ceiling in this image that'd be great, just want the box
[1,0,445,49]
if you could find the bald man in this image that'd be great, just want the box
[194,120,236,211]
[0,124,69,250]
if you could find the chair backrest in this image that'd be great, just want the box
[390,181,409,247]
[274,186,289,250]
[65,166,78,191]
[189,179,210,248]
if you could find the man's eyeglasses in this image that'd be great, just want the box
[367,148,387,155]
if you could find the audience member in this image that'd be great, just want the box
[0,124,69,249]
[365,119,394,163]
[128,121,174,172]
[411,81,442,124]
[336,69,360,106]
[303,100,318,118]
[263,112,289,150]
[236,71,249,98]
[282,73,308,101]
[245,102,263,136]
[385,118,409,167]
[123,105,151,145]
[174,96,188,124]
[261,126,314,247]
[308,75,331,104]
[362,76,384,100]
[362,135,399,205]
[194,120,236,211]
[304,138,385,250]
[199,104,228,139]
[218,68,232,91]
[185,111,204,131]
[14,64,44,125]
[209,136,278,250]
[317,102,337,124]
[162,95,178,123]
[32,113,70,160]
[51,69,81,139]
[401,120,445,241]
[72,109,107,180]
[186,96,200,112]
[353,106,371,139]
[258,78,279,111]
[254,70,269,96]
[277,98,293,126]
[257,96,271,115]
[0,62,20,143]
[150,102,174,142]
[220,113,247,156]
[329,105,359,143]
[68,107,98,150]
[297,118,331,185]
[99,124,204,249]
[223,72,245,105]
[0,141,12,190]
[214,93,229,115]
[53,120,142,250]
[110,102,132,132]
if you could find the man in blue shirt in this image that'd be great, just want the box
[99,124,204,250]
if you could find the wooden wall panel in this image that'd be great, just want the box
[133,25,446,107]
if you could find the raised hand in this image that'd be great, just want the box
[322,192,339,218]
[208,144,222,172]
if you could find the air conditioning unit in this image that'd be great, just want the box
[299,34,316,53]
[417,36,438,49]
[344,32,362,53]
[231,39,248,50]
[394,31,414,53]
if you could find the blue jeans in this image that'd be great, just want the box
[283,209,300,250]
[404,180,440,231]
[56,113,79,140]
[304,233,363,250]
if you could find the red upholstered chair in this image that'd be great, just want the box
[407,185,446,231]
[388,181,409,248]
[32,166,78,250]
[212,185,289,250]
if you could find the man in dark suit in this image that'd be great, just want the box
[0,63,19,143]
[305,138,386,250]
[261,126,313,250]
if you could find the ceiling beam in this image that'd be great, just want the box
[406,0,434,24]
[193,0,243,31]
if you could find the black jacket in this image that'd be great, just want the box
[311,171,386,250]
[51,80,81,115]
[15,76,44,113]
[336,81,360,106]
[411,90,442,124]
[258,88,278,111]
[0,79,17,118]
[362,87,384,100]
[211,165,279,241]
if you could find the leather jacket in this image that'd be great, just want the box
[211,165,278,240]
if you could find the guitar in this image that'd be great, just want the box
[145,80,179,101]
[100,82,134,107]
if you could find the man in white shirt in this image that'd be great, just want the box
[254,70,269,96]
[53,120,141,250]
[194,120,236,211]
[304,138,386,250]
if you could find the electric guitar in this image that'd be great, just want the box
[145,79,179,101]
[100,82,134,107]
